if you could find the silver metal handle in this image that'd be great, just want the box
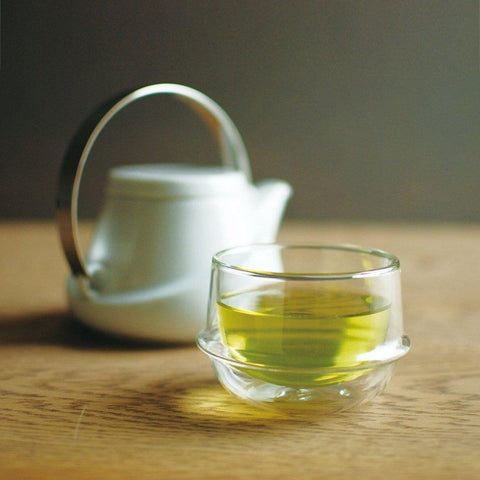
[56,83,251,280]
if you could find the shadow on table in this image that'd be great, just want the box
[112,371,354,431]
[0,311,355,430]
[0,310,177,351]
[112,376,330,430]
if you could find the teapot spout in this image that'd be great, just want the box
[255,179,293,242]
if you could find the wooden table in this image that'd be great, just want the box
[1,221,479,479]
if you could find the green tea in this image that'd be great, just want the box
[217,285,390,387]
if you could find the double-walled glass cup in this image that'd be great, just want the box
[197,245,410,415]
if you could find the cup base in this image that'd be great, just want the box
[211,359,396,416]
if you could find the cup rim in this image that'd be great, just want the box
[212,244,400,280]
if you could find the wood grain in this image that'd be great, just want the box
[0,221,479,479]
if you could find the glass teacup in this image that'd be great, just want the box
[197,245,410,415]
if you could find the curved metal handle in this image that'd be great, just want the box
[56,83,251,280]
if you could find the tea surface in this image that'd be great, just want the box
[217,285,390,386]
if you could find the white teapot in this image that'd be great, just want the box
[56,84,292,342]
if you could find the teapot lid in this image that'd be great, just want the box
[107,164,250,199]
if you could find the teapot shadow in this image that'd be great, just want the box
[0,310,178,351]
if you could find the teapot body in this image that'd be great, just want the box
[67,164,261,342]
[58,84,292,343]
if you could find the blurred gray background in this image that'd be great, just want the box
[1,1,478,221]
